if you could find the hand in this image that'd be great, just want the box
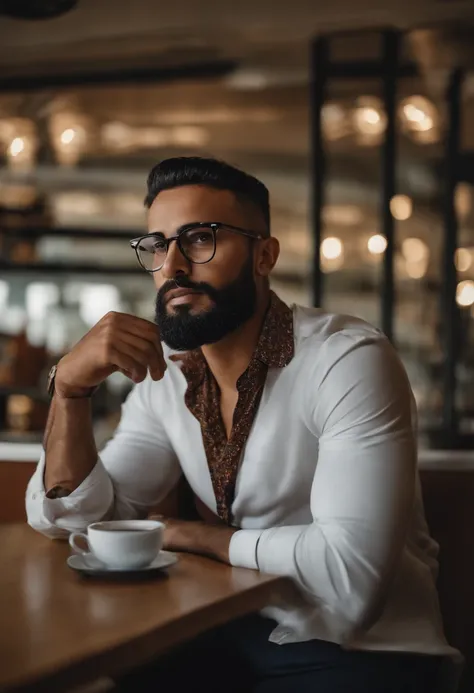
[55,312,166,398]
[150,514,237,564]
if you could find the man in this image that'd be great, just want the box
[27,157,453,691]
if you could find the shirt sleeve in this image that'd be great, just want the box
[26,375,181,539]
[229,332,417,642]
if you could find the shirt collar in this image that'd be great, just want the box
[171,290,294,383]
[254,291,294,369]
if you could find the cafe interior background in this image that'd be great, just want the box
[0,0,474,452]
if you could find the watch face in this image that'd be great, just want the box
[47,365,57,397]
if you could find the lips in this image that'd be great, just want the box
[165,288,202,304]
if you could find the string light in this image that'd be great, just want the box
[402,238,429,263]
[9,137,25,157]
[406,259,428,279]
[353,97,387,143]
[320,237,344,273]
[0,118,38,170]
[400,96,437,133]
[367,234,387,255]
[455,183,472,219]
[321,103,346,141]
[49,112,90,166]
[403,105,432,131]
[390,195,413,221]
[321,237,343,260]
[60,128,76,145]
[398,96,439,144]
[455,248,472,273]
[354,108,385,135]
[456,280,474,307]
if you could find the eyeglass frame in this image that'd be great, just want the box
[130,221,264,273]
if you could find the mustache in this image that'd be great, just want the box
[157,276,218,304]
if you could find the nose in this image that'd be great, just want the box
[160,238,190,280]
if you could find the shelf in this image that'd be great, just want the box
[2,227,139,240]
[0,263,308,284]
[0,386,48,402]
[0,59,237,93]
[0,262,144,275]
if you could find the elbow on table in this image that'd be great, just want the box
[25,488,114,539]
[27,516,69,540]
[25,496,69,540]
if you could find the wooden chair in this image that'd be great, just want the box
[2,458,472,691]
[420,468,474,693]
[0,460,36,523]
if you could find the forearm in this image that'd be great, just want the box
[192,523,237,563]
[230,519,401,637]
[159,518,237,564]
[44,395,97,494]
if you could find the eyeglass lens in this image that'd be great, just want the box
[137,226,216,271]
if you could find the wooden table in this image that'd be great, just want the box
[0,524,292,693]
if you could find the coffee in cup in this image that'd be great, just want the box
[69,520,164,570]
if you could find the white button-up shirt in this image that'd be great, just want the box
[26,303,454,655]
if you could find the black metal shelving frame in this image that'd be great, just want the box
[0,33,470,445]
[309,29,469,447]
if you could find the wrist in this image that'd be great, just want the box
[162,519,236,564]
[55,382,95,399]
[52,362,96,399]
[192,521,237,563]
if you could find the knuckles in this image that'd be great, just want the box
[101,311,120,330]
[100,341,115,364]
[144,343,157,360]
[104,310,119,321]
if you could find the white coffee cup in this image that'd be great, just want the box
[69,520,164,570]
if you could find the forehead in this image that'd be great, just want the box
[147,185,249,233]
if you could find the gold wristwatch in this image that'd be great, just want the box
[47,364,96,399]
[47,364,58,398]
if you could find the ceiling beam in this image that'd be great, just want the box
[0,60,237,92]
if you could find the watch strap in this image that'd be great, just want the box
[47,364,96,399]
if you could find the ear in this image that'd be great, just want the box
[255,237,280,278]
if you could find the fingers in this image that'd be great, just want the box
[111,340,161,383]
[99,312,166,382]
[106,346,148,383]
[112,313,161,346]
[118,331,166,381]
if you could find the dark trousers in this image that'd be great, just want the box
[116,614,442,692]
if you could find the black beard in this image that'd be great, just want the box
[154,256,257,351]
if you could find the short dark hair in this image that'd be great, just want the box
[144,157,270,234]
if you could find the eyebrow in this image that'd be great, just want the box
[146,222,204,237]
[147,230,166,236]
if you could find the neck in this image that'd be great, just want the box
[201,290,270,391]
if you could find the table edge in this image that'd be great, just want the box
[2,573,292,693]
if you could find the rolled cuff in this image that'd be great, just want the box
[228,528,264,570]
[26,454,114,536]
[255,525,304,576]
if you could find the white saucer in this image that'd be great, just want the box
[67,551,178,579]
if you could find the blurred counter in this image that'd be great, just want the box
[0,442,473,525]
[418,449,474,471]
[0,440,473,468]
[0,442,43,462]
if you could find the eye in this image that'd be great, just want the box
[151,238,167,252]
[184,229,214,245]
